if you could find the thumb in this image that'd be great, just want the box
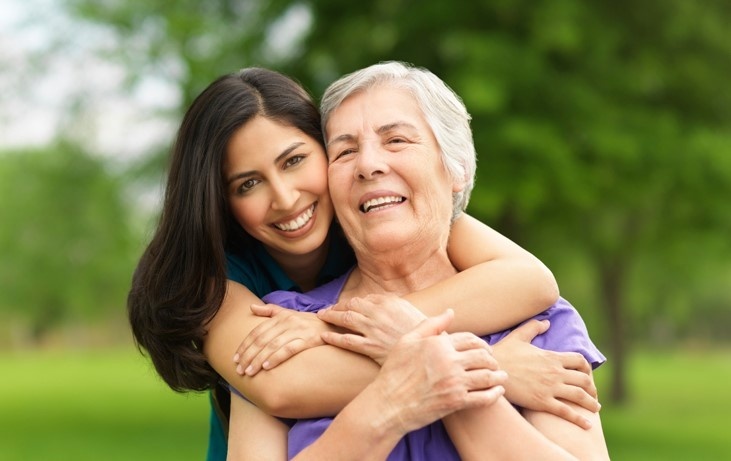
[403,308,454,341]
[509,319,550,342]
[250,303,277,317]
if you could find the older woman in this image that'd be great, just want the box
[218,62,609,460]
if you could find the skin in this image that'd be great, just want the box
[210,113,598,425]
[224,116,334,290]
[222,84,609,460]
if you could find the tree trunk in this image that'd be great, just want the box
[599,259,629,403]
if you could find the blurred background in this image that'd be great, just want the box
[1,0,729,459]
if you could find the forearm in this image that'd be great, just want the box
[404,258,558,335]
[205,281,378,418]
[442,398,577,461]
[420,213,559,335]
[238,344,378,417]
[293,383,404,460]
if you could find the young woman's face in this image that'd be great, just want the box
[223,116,333,260]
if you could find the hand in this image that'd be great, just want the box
[317,294,427,364]
[492,319,600,430]
[372,309,508,433]
[232,303,332,376]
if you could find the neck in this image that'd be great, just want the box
[344,245,456,299]
[267,236,330,292]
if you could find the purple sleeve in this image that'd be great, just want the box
[485,297,606,369]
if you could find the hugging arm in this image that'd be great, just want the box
[408,212,559,334]
[226,311,507,460]
[238,212,558,373]
[205,280,378,418]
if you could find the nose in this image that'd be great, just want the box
[355,141,389,180]
[270,176,299,211]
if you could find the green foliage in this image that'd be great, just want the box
[59,0,731,400]
[0,144,137,339]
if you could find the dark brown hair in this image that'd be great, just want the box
[128,68,323,391]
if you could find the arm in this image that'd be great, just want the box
[204,280,378,418]
[234,213,556,373]
[405,213,559,334]
[226,311,507,460]
[443,374,609,460]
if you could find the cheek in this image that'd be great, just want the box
[229,197,265,231]
[327,169,350,210]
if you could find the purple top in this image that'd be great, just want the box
[263,270,606,460]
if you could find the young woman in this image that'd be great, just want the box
[128,67,598,460]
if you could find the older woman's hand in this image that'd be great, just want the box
[372,309,508,433]
[491,319,601,430]
[233,303,334,376]
[317,294,427,365]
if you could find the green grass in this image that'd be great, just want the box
[595,348,731,460]
[1,347,730,460]
[0,348,209,461]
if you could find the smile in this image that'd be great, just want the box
[273,204,315,231]
[360,195,405,213]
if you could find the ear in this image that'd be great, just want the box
[451,172,468,193]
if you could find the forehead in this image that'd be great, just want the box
[326,85,429,139]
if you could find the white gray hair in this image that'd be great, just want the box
[321,61,476,219]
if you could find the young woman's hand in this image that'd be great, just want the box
[317,294,427,365]
[491,319,601,430]
[232,304,333,376]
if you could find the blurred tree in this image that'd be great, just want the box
[63,0,731,402]
[0,143,137,342]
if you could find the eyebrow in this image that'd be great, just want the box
[226,141,305,185]
[326,121,418,148]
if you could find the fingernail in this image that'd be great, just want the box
[233,353,240,363]
[236,364,244,375]
[262,361,270,370]
[244,365,254,376]
[584,418,592,429]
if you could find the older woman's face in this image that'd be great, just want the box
[325,85,460,255]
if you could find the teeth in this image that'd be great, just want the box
[274,205,314,231]
[362,196,404,213]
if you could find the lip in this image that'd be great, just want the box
[271,202,317,235]
[358,190,406,214]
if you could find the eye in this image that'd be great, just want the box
[283,154,305,169]
[332,148,356,161]
[236,178,261,194]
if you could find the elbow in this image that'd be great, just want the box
[254,390,298,417]
[536,263,560,307]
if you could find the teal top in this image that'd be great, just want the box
[206,227,355,461]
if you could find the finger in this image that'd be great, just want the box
[464,368,509,390]
[403,309,454,341]
[456,348,500,372]
[256,338,308,373]
[234,318,281,363]
[508,319,550,342]
[462,385,505,409]
[321,331,375,357]
[562,368,598,399]
[556,384,601,413]
[560,352,593,375]
[317,308,369,332]
[238,322,292,369]
[249,303,278,317]
[449,332,491,353]
[542,399,594,430]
